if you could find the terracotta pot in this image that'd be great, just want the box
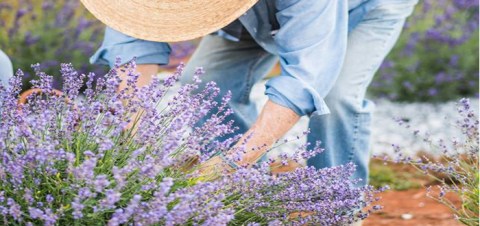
[18,88,64,105]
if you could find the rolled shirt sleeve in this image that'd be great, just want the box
[90,27,171,68]
[265,0,348,116]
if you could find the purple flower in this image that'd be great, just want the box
[46,194,54,203]
[0,61,382,225]
[374,0,479,102]
[72,198,85,219]
[93,174,111,192]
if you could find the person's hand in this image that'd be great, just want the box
[195,154,303,181]
[234,100,300,166]
[193,99,303,181]
[196,155,236,181]
[269,159,302,175]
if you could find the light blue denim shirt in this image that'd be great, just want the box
[91,0,385,116]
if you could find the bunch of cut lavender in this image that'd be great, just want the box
[0,61,381,225]
[382,98,479,225]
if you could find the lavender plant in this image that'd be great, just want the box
[382,98,479,225]
[0,60,382,225]
[371,0,479,102]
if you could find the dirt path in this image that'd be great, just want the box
[364,188,462,226]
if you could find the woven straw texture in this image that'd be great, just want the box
[81,0,258,42]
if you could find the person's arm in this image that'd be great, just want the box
[201,1,349,175]
[235,0,349,165]
[198,101,300,176]
[235,100,300,165]
[91,27,170,130]
[90,27,171,71]
[200,1,349,176]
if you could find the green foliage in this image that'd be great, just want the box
[457,168,479,226]
[384,99,479,225]
[369,160,422,191]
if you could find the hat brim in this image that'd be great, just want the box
[81,0,258,42]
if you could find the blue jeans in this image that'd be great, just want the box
[0,50,13,88]
[182,2,416,186]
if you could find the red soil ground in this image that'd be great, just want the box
[364,188,463,226]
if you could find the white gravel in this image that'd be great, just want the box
[369,98,478,156]
[159,74,478,158]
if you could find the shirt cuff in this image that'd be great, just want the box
[90,41,171,68]
[265,76,330,116]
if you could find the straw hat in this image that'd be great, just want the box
[80,0,258,42]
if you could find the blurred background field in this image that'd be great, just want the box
[0,0,478,103]
[0,0,106,89]
[0,0,478,225]
[371,0,479,102]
